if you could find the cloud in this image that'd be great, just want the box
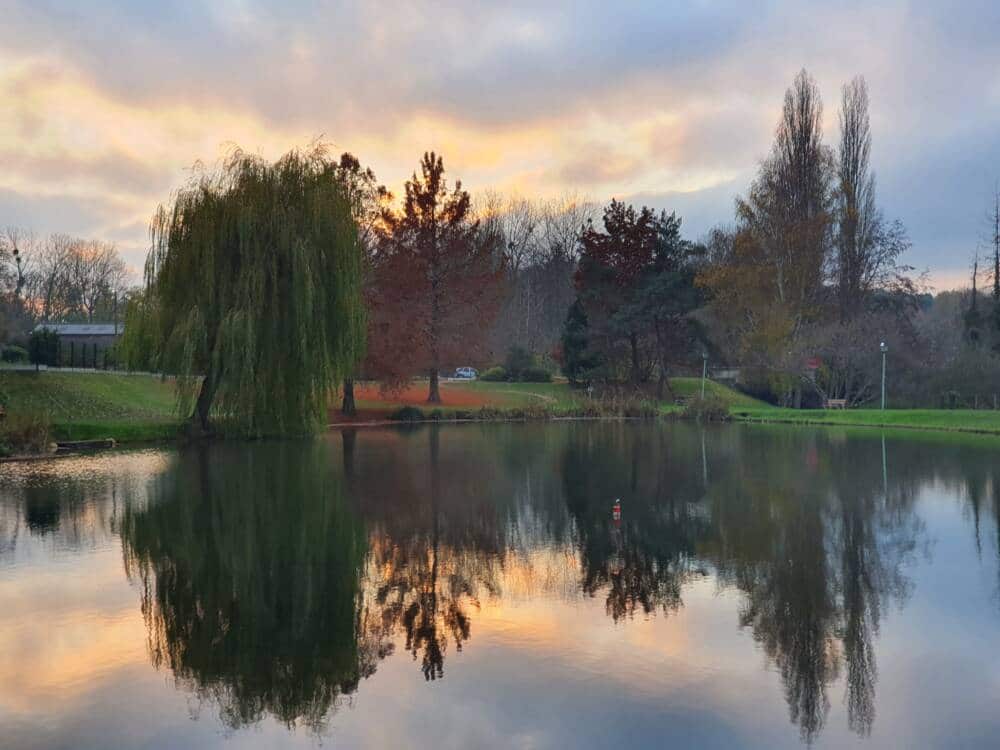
[554,145,643,186]
[0,0,997,289]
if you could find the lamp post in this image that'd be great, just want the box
[880,341,888,410]
[701,350,709,399]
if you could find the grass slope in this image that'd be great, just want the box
[667,377,769,408]
[0,371,182,442]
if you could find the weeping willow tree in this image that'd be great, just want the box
[123,146,366,436]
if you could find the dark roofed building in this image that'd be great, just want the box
[33,323,124,368]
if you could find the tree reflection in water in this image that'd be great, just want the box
[98,424,1000,741]
[120,442,368,732]
[347,426,509,681]
[704,429,923,742]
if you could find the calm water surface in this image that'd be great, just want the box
[2,422,1000,749]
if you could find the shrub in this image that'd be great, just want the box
[390,406,425,422]
[682,395,730,422]
[504,345,535,380]
[621,398,659,418]
[0,410,53,457]
[519,366,552,383]
[480,366,507,382]
[475,406,505,420]
[1,345,29,364]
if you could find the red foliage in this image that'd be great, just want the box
[575,200,659,291]
[364,152,505,401]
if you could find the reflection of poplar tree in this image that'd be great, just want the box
[708,430,921,743]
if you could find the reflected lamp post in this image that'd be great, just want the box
[880,341,888,410]
[701,350,709,399]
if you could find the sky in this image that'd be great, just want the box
[1,0,998,290]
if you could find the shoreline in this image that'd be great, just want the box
[6,408,1000,463]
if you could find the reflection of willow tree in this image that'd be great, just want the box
[120,443,369,731]
[343,426,513,680]
[706,429,921,742]
[560,423,711,622]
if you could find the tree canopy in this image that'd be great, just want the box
[122,146,366,436]
[372,152,505,403]
[566,200,705,392]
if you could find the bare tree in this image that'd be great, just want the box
[990,188,1000,349]
[15,234,129,323]
[1,228,38,301]
[481,192,596,358]
[35,234,74,321]
[476,191,541,272]
[992,188,1000,303]
[539,192,596,263]
[67,240,128,321]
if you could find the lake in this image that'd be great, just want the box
[2,422,999,749]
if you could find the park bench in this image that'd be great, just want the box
[824,398,847,409]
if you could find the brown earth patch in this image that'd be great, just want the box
[327,382,517,423]
[352,382,504,407]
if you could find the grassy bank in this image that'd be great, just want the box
[351,377,766,418]
[0,370,183,447]
[6,370,1000,450]
[731,406,1000,435]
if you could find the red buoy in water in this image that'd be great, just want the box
[612,498,622,524]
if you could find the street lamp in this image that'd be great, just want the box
[880,341,888,410]
[701,350,709,399]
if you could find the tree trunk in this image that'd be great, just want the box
[657,367,674,403]
[428,369,441,404]
[192,372,217,435]
[630,332,641,386]
[341,377,357,416]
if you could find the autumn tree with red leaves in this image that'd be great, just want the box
[374,152,505,403]
[568,199,705,392]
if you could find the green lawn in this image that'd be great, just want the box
[7,370,1000,445]
[667,377,770,408]
[0,370,183,442]
[732,406,1000,435]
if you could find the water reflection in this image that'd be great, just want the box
[3,424,1000,746]
[119,444,368,732]
[709,431,923,740]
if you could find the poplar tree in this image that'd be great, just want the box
[124,146,366,436]
[991,190,1000,350]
